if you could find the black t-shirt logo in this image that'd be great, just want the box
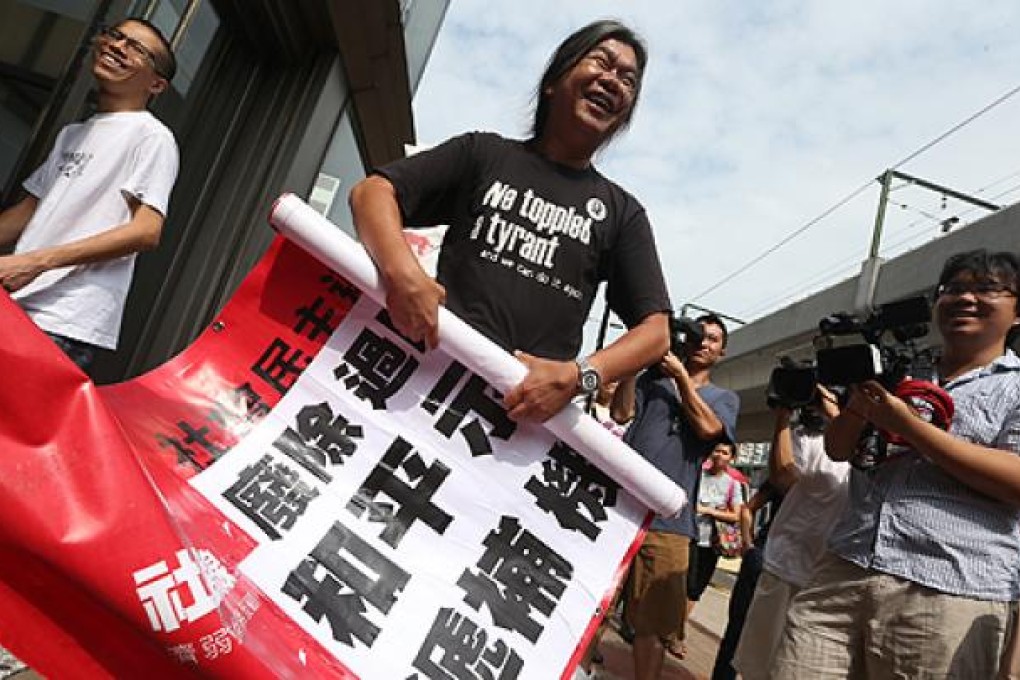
[586,198,607,222]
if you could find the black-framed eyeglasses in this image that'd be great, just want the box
[95,25,169,79]
[936,281,1017,300]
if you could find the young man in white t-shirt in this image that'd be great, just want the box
[0,18,179,369]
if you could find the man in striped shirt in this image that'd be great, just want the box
[771,249,1020,678]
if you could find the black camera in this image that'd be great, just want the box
[669,315,705,358]
[815,295,931,390]
[765,295,932,410]
[766,358,818,409]
[813,295,937,471]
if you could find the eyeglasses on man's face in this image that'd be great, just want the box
[95,25,168,79]
[936,280,1017,300]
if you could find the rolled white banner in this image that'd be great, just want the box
[269,193,686,518]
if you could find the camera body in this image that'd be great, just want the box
[669,315,705,359]
[768,295,943,471]
[766,295,932,409]
[766,359,818,409]
[815,295,931,391]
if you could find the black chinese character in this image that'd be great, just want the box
[524,442,618,540]
[423,362,516,457]
[456,516,572,643]
[347,436,453,547]
[294,296,340,342]
[177,420,228,459]
[334,327,419,410]
[155,433,209,471]
[272,401,364,483]
[319,273,361,305]
[282,522,410,648]
[412,607,523,679]
[223,454,319,539]
[252,338,311,396]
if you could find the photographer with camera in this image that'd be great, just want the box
[731,384,847,680]
[612,313,740,680]
[771,249,1020,678]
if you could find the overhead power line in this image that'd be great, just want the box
[732,171,1020,318]
[689,82,1020,306]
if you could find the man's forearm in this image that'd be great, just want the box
[897,415,1020,506]
[673,371,724,440]
[350,175,423,288]
[30,213,161,269]
[0,195,39,250]
[0,205,162,292]
[768,411,799,492]
[824,410,867,461]
[588,311,668,387]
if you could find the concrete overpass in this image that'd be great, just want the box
[712,200,1020,442]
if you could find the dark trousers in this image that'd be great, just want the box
[711,545,765,680]
[45,332,97,370]
[687,544,719,601]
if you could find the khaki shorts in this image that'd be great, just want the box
[626,531,690,639]
[732,569,798,680]
[771,552,1011,679]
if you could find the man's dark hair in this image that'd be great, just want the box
[695,313,729,348]
[122,17,177,81]
[531,19,647,143]
[938,249,1020,312]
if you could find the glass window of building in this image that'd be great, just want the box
[0,0,98,195]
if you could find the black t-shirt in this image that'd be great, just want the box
[375,132,671,360]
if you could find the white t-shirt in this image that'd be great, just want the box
[14,110,178,349]
[764,430,850,587]
[696,471,744,546]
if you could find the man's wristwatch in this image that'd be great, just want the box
[575,358,602,397]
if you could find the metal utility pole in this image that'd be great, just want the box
[855,169,1001,313]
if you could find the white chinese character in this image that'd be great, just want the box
[134,560,183,632]
[134,548,236,633]
[172,549,217,623]
[195,549,237,601]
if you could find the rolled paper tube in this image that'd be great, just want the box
[269,193,687,518]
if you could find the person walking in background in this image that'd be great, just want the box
[710,481,782,680]
[687,442,745,618]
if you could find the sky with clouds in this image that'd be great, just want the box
[410,1,1020,343]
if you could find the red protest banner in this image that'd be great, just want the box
[1,221,651,678]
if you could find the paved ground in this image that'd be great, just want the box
[578,556,741,680]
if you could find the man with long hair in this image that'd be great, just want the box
[350,19,671,424]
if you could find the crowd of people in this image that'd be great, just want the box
[1,13,1018,680]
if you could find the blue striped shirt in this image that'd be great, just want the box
[829,350,1020,601]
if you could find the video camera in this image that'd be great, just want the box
[669,315,705,359]
[766,295,933,409]
[816,295,931,388]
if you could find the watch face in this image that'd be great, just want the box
[580,370,600,394]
